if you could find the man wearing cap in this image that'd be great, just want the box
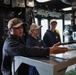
[43,19,61,47]
[1,18,68,75]
[26,23,46,48]
[26,23,46,75]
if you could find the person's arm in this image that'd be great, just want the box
[5,39,68,57]
[5,39,49,57]
[43,33,50,47]
[58,34,61,43]
[41,40,47,47]
[56,29,61,42]
[49,42,68,54]
[26,38,34,47]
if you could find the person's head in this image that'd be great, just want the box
[29,23,42,36]
[7,18,23,38]
[50,19,57,30]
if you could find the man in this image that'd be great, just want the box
[26,23,46,48]
[43,19,61,47]
[26,23,46,75]
[1,18,68,75]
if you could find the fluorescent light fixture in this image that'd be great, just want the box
[62,7,72,11]
[36,0,50,3]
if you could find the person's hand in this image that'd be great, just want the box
[49,42,68,54]
[41,46,44,48]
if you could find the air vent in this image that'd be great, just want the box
[4,0,10,4]
[12,0,25,7]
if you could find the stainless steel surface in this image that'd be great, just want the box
[12,51,76,75]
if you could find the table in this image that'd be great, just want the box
[12,51,76,75]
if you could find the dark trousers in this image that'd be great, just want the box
[0,52,2,75]
[29,66,39,75]
[18,63,29,75]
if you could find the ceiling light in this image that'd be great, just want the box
[62,7,72,11]
[36,0,50,3]
[26,0,34,7]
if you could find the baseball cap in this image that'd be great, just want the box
[50,19,57,24]
[30,23,42,31]
[7,18,23,28]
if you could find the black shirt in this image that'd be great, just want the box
[43,30,61,47]
[26,35,46,47]
[1,34,49,75]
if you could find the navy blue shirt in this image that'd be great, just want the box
[43,30,61,47]
[26,35,46,47]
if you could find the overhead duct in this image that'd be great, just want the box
[12,0,25,7]
[61,0,73,5]
[61,0,76,10]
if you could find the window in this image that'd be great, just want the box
[64,20,71,25]
[64,20,71,42]
[56,19,63,42]
[35,18,38,24]
[41,19,48,39]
